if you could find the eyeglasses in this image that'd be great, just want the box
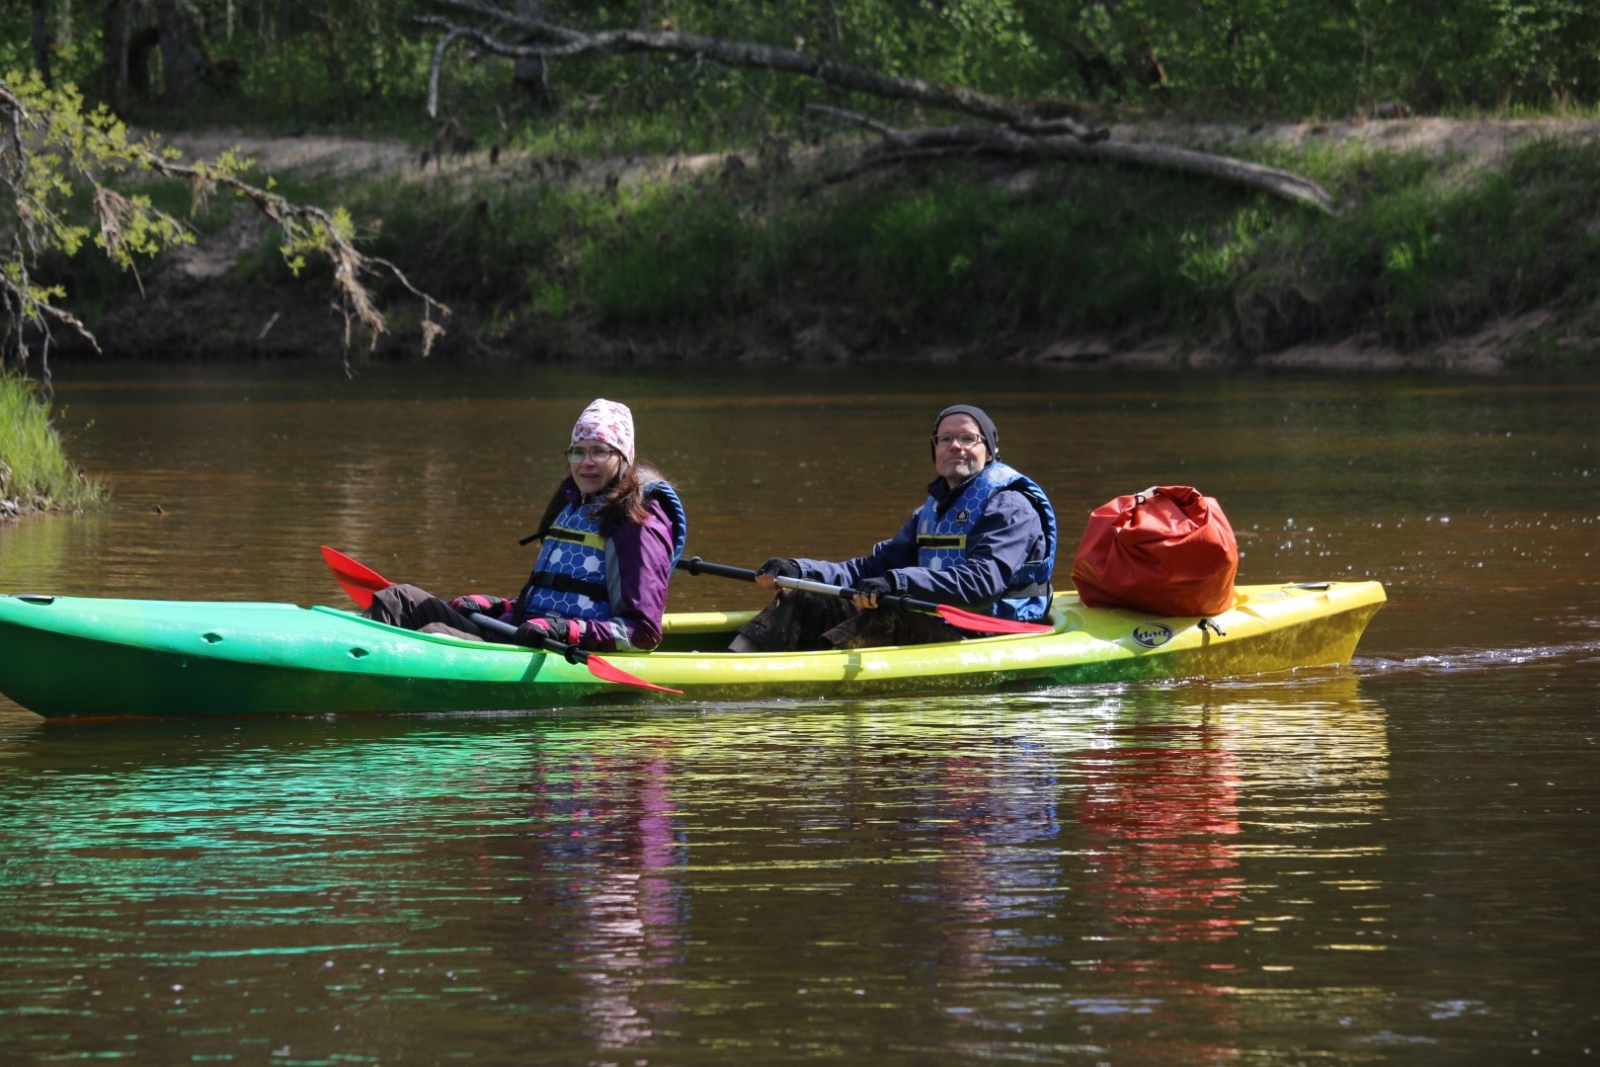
[931,432,984,450]
[564,445,620,464]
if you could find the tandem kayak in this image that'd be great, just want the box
[0,581,1386,718]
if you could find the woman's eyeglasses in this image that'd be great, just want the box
[931,432,984,450]
[564,445,620,464]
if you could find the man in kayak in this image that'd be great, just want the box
[731,404,1057,651]
[365,398,687,651]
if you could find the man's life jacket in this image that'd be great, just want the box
[915,462,1058,622]
[518,481,688,621]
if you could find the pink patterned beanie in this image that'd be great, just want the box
[570,398,635,465]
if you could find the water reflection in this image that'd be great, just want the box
[0,686,1400,1061]
[522,740,687,1051]
[1078,717,1244,946]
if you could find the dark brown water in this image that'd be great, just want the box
[2,364,1597,1063]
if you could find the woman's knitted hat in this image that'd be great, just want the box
[571,398,635,464]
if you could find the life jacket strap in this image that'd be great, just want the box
[529,571,608,602]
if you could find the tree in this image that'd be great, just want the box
[0,72,448,383]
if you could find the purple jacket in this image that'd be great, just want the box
[514,483,675,653]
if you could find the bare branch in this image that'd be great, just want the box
[805,103,897,140]
[427,29,474,119]
[417,3,1101,138]
[877,124,1334,213]
[417,2,1333,212]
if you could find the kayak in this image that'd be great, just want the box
[0,581,1385,718]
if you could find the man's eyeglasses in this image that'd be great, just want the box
[564,445,620,464]
[931,432,984,450]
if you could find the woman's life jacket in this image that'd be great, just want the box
[518,481,688,623]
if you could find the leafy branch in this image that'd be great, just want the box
[1,71,449,380]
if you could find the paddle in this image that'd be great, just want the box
[321,545,388,609]
[674,556,1054,636]
[319,545,681,695]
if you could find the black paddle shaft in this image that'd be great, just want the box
[467,611,588,664]
[675,556,759,582]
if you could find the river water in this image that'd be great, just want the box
[1,363,1597,1064]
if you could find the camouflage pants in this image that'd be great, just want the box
[735,589,963,652]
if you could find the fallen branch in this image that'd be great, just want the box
[418,0,1099,137]
[864,119,1335,213]
[419,1,1334,213]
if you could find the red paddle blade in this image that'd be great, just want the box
[935,603,1054,635]
[320,545,391,609]
[583,654,683,695]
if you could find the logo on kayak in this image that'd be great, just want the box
[1132,623,1173,648]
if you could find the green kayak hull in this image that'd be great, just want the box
[0,582,1386,718]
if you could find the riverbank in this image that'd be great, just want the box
[53,117,1600,370]
[0,374,106,521]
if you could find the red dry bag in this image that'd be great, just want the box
[1069,486,1239,617]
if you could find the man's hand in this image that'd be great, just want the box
[852,577,892,611]
[754,557,801,591]
[514,615,582,647]
[450,594,507,618]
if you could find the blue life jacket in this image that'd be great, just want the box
[915,461,1057,622]
[519,481,688,621]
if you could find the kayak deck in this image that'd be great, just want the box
[0,581,1386,718]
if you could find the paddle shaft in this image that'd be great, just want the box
[676,556,974,616]
[467,611,587,665]
[672,555,1053,635]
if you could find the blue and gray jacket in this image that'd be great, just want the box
[794,462,1057,623]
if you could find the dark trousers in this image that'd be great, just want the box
[735,589,962,652]
[365,583,489,642]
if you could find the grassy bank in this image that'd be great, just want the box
[0,374,106,520]
[57,126,1600,367]
[346,132,1600,366]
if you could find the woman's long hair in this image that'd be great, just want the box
[531,461,666,543]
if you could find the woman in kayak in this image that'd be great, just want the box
[364,398,687,652]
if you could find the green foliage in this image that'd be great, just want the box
[583,195,748,324]
[1207,138,1600,355]
[342,133,1600,365]
[0,371,105,514]
[6,0,1600,151]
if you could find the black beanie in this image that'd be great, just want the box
[930,404,999,461]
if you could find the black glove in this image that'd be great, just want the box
[854,577,893,602]
[756,557,801,580]
[449,594,507,618]
[514,615,582,647]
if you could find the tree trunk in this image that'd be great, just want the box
[511,0,552,110]
[153,0,204,100]
[101,0,128,111]
[31,0,53,89]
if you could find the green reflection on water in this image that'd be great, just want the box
[0,686,1405,1062]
